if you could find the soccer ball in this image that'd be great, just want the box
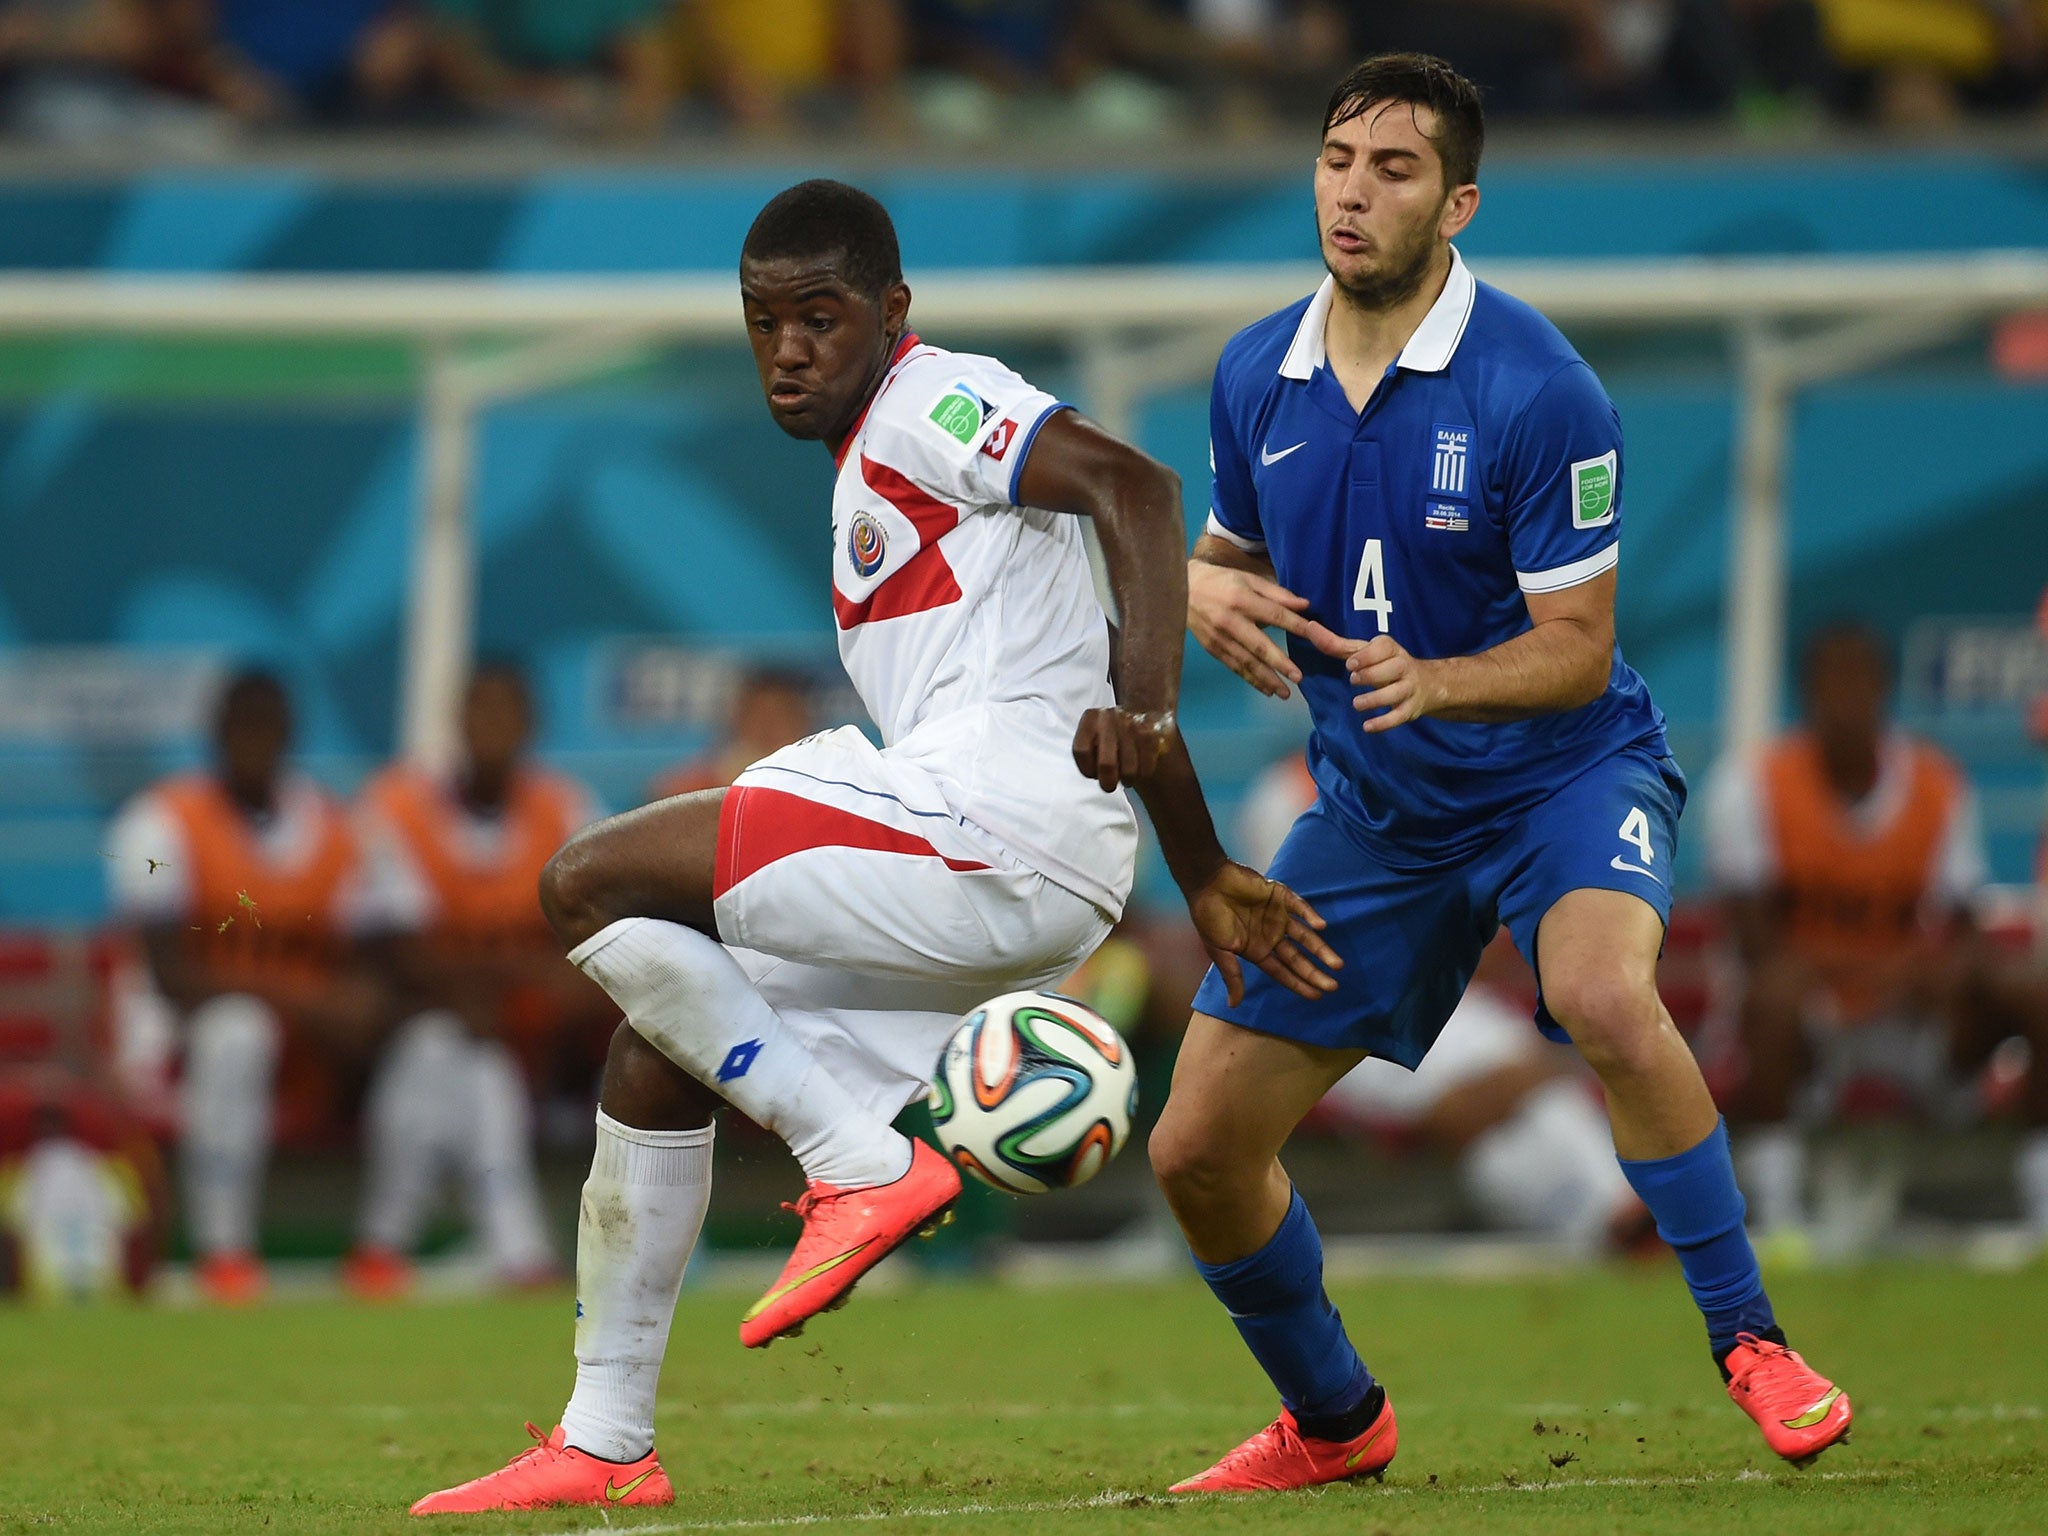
[927,991,1138,1195]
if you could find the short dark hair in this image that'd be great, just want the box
[741,179,903,299]
[1323,53,1485,191]
[468,656,530,705]
[213,668,288,735]
[1800,620,1892,687]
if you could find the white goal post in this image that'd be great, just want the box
[0,251,2042,770]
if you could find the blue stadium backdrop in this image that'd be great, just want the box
[0,153,2044,919]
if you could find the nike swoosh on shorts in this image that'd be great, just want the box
[1609,856,1662,883]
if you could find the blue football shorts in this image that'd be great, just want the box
[1191,747,1687,1068]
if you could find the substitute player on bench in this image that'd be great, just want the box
[1149,54,1851,1493]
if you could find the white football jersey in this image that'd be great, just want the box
[825,333,1137,916]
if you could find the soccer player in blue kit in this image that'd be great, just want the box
[1147,54,1854,1492]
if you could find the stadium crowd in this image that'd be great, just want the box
[0,0,2040,150]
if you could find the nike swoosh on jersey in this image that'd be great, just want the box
[1609,856,1662,883]
[1260,441,1306,466]
[605,1471,655,1502]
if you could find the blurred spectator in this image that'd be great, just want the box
[0,0,234,147]
[673,0,907,134]
[346,661,606,1297]
[1068,1,1345,133]
[1707,622,2048,1250]
[104,670,389,1304]
[909,0,1186,138]
[424,0,676,136]
[647,665,814,801]
[1237,751,1652,1252]
[1814,0,2046,121]
[1328,0,1834,116]
[200,0,446,125]
[911,0,1080,88]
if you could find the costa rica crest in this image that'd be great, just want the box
[847,510,888,578]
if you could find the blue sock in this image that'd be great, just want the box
[1619,1117,1777,1359]
[1193,1190,1374,1425]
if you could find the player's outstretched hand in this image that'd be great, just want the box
[1304,622,1441,733]
[1188,562,1313,700]
[1189,861,1341,1007]
[1072,706,1178,791]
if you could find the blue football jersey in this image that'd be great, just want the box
[1208,248,1670,863]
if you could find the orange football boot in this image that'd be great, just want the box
[341,1245,414,1301]
[1171,1394,1398,1493]
[1724,1332,1853,1466]
[738,1139,960,1348]
[409,1423,672,1515]
[196,1251,267,1305]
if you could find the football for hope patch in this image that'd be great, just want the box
[1570,449,1617,529]
[926,382,997,447]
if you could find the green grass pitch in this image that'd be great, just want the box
[3,1263,2044,1535]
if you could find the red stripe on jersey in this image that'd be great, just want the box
[713,784,991,897]
[860,455,960,543]
[832,543,963,629]
[831,332,923,469]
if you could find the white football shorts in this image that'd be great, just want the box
[712,726,1113,1118]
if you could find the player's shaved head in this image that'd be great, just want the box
[741,179,903,300]
[1324,53,1485,193]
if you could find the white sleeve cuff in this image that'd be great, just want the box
[1516,542,1617,594]
[1204,511,1266,552]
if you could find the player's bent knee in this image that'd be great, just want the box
[538,832,612,950]
[1544,971,1664,1073]
[600,1023,718,1132]
[1147,1112,1245,1212]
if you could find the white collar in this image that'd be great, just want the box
[1278,246,1476,382]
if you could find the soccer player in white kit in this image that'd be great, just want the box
[411,179,1339,1516]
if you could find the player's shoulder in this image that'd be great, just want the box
[1463,280,1608,409]
[863,341,1048,470]
[871,343,1035,432]
[1216,294,1315,398]
[1897,731,1968,792]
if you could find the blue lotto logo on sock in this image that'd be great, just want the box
[717,1039,764,1082]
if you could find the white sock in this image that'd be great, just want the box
[570,918,909,1188]
[559,1111,714,1462]
[1464,1078,1630,1251]
[180,994,280,1256]
[2018,1130,2048,1236]
[358,1011,468,1253]
[1739,1123,1808,1233]
[461,1038,555,1276]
